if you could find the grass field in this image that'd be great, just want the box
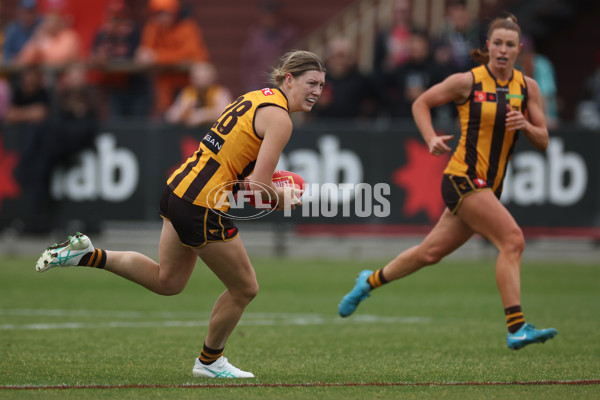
[1,253,599,399]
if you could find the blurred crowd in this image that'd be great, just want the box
[4,0,596,129]
[0,0,215,121]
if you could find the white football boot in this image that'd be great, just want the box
[192,356,254,378]
[36,233,94,272]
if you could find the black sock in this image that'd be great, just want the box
[367,268,388,289]
[199,343,224,365]
[78,249,107,269]
[505,305,525,333]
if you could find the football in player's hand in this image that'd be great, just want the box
[245,170,305,207]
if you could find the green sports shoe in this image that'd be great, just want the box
[507,323,558,350]
[36,233,94,272]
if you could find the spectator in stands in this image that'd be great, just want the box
[4,66,52,233]
[16,8,81,66]
[373,0,413,83]
[89,0,150,119]
[2,0,41,64]
[50,63,98,164]
[386,28,437,118]
[135,0,210,115]
[240,0,298,92]
[428,38,460,124]
[437,0,485,71]
[311,36,380,120]
[0,76,10,120]
[0,0,2,61]
[516,34,559,129]
[5,66,50,126]
[165,61,232,127]
[576,51,600,130]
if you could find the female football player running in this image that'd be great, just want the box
[37,50,326,378]
[338,14,557,351]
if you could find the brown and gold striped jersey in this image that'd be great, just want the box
[444,65,528,194]
[167,88,289,210]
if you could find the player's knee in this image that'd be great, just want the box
[157,276,186,296]
[233,281,259,305]
[158,286,185,296]
[501,228,525,257]
[244,281,260,303]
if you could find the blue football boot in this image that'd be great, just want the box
[507,323,558,350]
[338,270,373,317]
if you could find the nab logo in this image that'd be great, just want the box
[261,88,274,96]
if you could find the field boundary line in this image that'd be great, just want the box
[2,380,599,390]
[0,310,431,331]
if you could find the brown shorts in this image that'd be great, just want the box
[159,186,239,248]
[441,174,493,214]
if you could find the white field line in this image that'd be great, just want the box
[0,308,430,331]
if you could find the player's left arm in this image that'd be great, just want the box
[249,105,300,209]
[252,105,292,185]
[506,76,549,151]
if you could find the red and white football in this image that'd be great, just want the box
[271,169,305,196]
[245,170,305,207]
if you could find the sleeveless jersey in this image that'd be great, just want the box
[444,65,528,194]
[167,88,289,210]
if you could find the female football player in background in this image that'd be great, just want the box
[338,13,557,350]
[36,50,326,378]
